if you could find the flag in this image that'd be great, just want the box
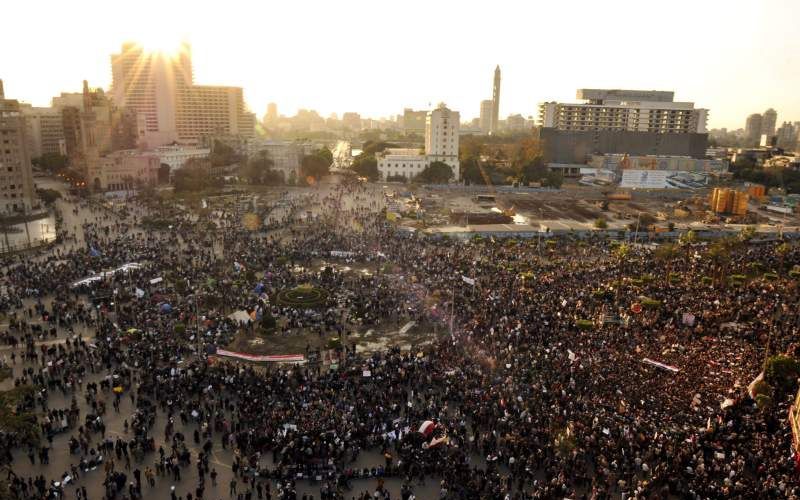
[462,276,475,286]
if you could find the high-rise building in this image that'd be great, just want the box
[402,109,427,135]
[176,85,255,141]
[111,42,254,147]
[20,105,65,158]
[264,103,278,125]
[745,113,763,146]
[342,112,362,130]
[425,103,460,178]
[0,80,36,214]
[539,89,708,133]
[762,108,777,139]
[376,104,460,182]
[537,89,710,163]
[111,42,192,146]
[479,100,493,135]
[491,65,501,135]
[776,121,798,151]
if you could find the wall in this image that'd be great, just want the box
[537,128,709,164]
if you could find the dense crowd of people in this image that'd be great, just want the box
[1,179,800,499]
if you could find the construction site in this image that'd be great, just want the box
[384,181,800,237]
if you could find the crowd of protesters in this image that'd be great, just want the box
[1,179,800,500]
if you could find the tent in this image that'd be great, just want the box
[228,310,251,324]
[160,303,173,313]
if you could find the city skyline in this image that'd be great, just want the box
[2,0,800,129]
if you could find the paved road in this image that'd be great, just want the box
[2,181,439,500]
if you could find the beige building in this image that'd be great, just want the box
[20,105,65,158]
[88,150,159,191]
[111,42,255,147]
[479,100,493,135]
[176,85,255,141]
[0,80,37,214]
[539,89,708,134]
[425,103,460,178]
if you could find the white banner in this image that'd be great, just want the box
[462,276,475,286]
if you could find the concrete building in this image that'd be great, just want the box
[745,113,763,146]
[425,103,460,178]
[176,85,255,141]
[762,108,777,139]
[402,109,427,135]
[505,114,528,132]
[491,65,501,135]
[264,102,278,125]
[377,148,428,180]
[479,100,493,135]
[20,105,65,158]
[153,145,211,172]
[375,104,460,181]
[0,81,36,214]
[246,139,316,182]
[342,112,362,131]
[111,42,192,146]
[539,89,708,134]
[88,150,159,191]
[537,89,709,164]
[111,42,254,147]
[776,122,798,151]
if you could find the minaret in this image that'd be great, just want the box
[491,65,501,135]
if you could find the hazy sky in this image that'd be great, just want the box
[2,0,799,129]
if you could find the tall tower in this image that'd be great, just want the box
[491,65,501,135]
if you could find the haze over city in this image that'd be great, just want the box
[5,2,800,500]
[3,0,800,128]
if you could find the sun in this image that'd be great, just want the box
[137,33,188,56]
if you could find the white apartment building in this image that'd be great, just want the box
[425,103,460,177]
[377,148,428,180]
[376,103,460,182]
[539,89,708,134]
[153,145,210,172]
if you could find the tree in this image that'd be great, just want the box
[209,140,241,167]
[351,154,379,180]
[158,163,171,184]
[614,243,630,301]
[32,153,69,172]
[242,154,281,185]
[300,154,330,180]
[776,242,791,271]
[313,147,333,166]
[173,164,221,192]
[415,161,453,184]
[35,188,61,205]
[654,243,678,285]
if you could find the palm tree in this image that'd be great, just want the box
[655,243,679,285]
[776,242,791,272]
[614,243,630,302]
[708,239,734,287]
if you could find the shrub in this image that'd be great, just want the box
[174,323,186,335]
[763,272,779,281]
[276,285,329,308]
[327,337,343,350]
[668,272,681,284]
[701,276,713,285]
[576,319,594,331]
[641,297,662,309]
[593,218,608,229]
[641,274,655,283]
[764,355,800,392]
[790,267,800,279]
